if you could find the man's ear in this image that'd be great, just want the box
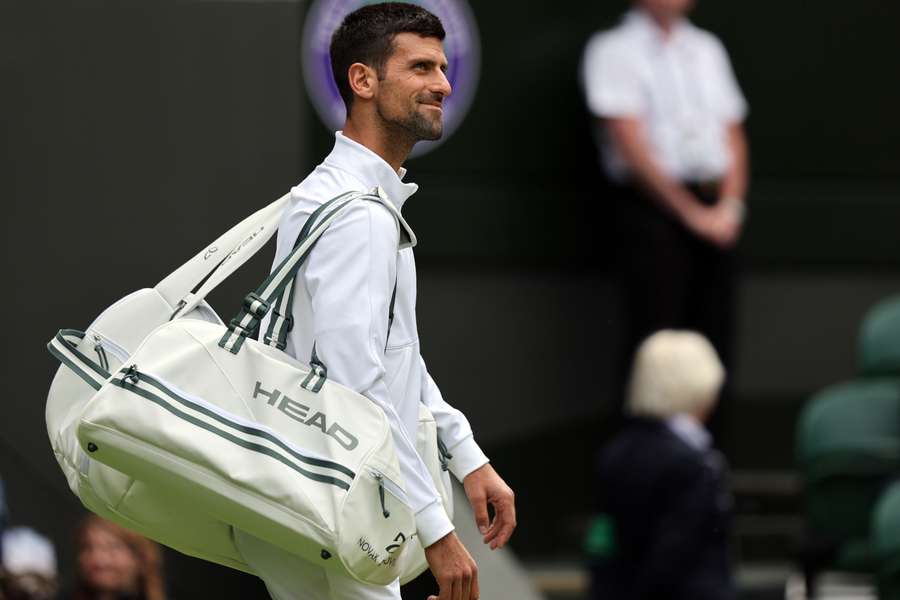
[347,63,377,101]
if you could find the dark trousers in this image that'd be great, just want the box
[613,183,737,442]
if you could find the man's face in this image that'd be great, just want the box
[373,32,452,142]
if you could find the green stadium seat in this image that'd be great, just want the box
[796,378,900,572]
[859,295,900,377]
[874,480,900,600]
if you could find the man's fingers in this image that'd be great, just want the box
[463,562,478,600]
[455,565,480,600]
[490,520,516,549]
[468,492,490,535]
[483,495,517,549]
[461,571,472,600]
[437,570,473,600]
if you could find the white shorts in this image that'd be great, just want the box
[234,529,401,600]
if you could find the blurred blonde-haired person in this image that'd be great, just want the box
[61,515,165,600]
[589,330,734,600]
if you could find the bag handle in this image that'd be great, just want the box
[262,189,401,359]
[157,193,291,318]
[262,194,397,393]
[47,329,111,391]
[260,194,352,351]
[218,191,379,354]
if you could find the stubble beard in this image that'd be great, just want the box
[402,111,442,142]
[377,98,444,144]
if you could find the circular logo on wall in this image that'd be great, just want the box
[301,0,480,157]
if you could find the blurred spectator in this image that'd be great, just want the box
[59,515,165,600]
[590,330,734,600]
[580,0,749,439]
[1,527,58,600]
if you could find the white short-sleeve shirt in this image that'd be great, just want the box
[581,9,748,183]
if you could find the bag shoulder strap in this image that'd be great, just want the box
[160,193,291,319]
[219,190,400,354]
[262,191,403,353]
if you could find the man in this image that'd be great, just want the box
[591,330,734,600]
[581,0,749,437]
[233,4,516,600]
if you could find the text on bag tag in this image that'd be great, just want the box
[252,382,359,451]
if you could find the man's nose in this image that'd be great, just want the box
[432,69,452,98]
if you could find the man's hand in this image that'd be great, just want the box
[425,531,479,600]
[463,463,516,550]
[683,203,740,249]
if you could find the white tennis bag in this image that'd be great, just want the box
[46,190,452,585]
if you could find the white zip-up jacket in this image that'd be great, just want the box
[264,132,489,547]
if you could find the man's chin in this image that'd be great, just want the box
[392,112,443,142]
[410,121,443,142]
[419,127,443,142]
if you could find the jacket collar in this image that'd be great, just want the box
[666,414,712,451]
[323,131,419,212]
[624,8,693,48]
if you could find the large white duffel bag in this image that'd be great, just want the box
[46,190,451,584]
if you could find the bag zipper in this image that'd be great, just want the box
[437,436,453,472]
[92,335,109,372]
[369,469,410,519]
[88,330,130,364]
[374,473,390,518]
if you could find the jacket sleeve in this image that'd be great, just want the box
[418,356,489,482]
[581,33,646,119]
[302,200,454,548]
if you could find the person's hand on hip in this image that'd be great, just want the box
[425,531,479,600]
[463,463,517,550]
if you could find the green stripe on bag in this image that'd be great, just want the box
[47,341,104,391]
[111,378,353,491]
[136,371,355,479]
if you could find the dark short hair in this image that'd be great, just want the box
[330,2,445,111]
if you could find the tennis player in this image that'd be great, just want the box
[233,4,516,600]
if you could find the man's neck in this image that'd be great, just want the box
[342,118,413,174]
[638,6,680,38]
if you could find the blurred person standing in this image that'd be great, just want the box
[60,515,165,600]
[589,330,734,600]
[581,0,749,439]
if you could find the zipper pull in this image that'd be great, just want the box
[374,473,390,518]
[93,335,110,372]
[123,365,140,385]
[437,436,453,472]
